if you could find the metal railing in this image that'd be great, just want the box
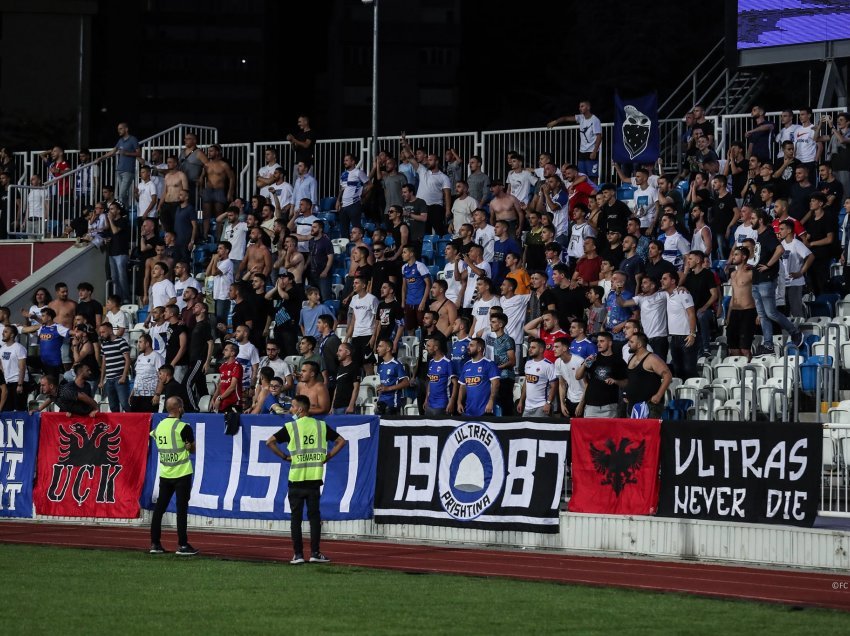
[821,423,850,517]
[720,108,845,161]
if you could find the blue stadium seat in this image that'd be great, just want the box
[331,273,344,287]
[428,264,439,279]
[421,241,435,264]
[320,196,336,212]
[807,293,841,318]
[316,212,337,226]
[385,236,395,248]
[800,355,833,393]
[363,221,376,233]
[617,184,636,201]
[326,299,341,316]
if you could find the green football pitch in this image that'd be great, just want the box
[0,544,844,634]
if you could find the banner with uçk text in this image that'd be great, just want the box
[0,412,40,518]
[657,420,822,527]
[33,412,150,518]
[373,418,569,533]
[141,413,379,520]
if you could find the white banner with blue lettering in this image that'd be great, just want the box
[140,413,379,520]
[0,412,40,518]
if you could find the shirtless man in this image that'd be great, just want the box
[429,279,458,338]
[49,282,78,370]
[295,360,330,415]
[488,180,524,238]
[200,144,236,238]
[727,245,756,360]
[159,155,188,234]
[238,227,273,279]
[274,234,306,283]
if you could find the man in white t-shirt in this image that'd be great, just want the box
[146,306,169,353]
[658,212,690,270]
[628,167,658,234]
[505,154,537,205]
[1,325,29,409]
[450,180,478,235]
[255,148,281,200]
[661,271,697,380]
[459,244,492,310]
[412,152,452,236]
[206,241,234,325]
[136,165,158,220]
[173,261,202,311]
[553,338,585,417]
[147,261,177,309]
[794,108,822,179]
[219,207,248,270]
[289,198,319,253]
[547,100,603,178]
[775,109,801,158]
[615,276,669,362]
[518,337,557,417]
[567,203,596,264]
[470,277,499,338]
[441,242,463,304]
[778,218,814,318]
[498,278,530,350]
[24,174,49,236]
[472,209,496,262]
[346,275,379,374]
[335,152,369,236]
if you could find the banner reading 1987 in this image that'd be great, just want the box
[374,419,569,533]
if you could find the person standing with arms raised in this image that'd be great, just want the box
[266,395,346,565]
[150,397,198,556]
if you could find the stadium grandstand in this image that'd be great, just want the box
[1,105,849,428]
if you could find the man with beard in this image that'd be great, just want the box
[574,331,626,418]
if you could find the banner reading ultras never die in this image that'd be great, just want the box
[657,420,822,527]
[33,413,150,518]
[374,418,569,533]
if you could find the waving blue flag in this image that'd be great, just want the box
[613,92,660,163]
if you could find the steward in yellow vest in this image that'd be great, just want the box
[149,396,198,556]
[266,394,346,564]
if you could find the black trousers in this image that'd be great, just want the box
[497,377,516,416]
[426,204,447,236]
[151,474,192,546]
[130,395,155,412]
[5,383,28,411]
[182,359,208,412]
[288,483,321,556]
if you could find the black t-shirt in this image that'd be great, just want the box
[165,322,188,366]
[709,193,736,234]
[529,288,557,321]
[332,362,361,409]
[683,268,716,310]
[189,319,213,362]
[106,215,130,257]
[644,258,676,285]
[273,422,340,486]
[805,214,834,260]
[599,244,625,268]
[694,119,714,141]
[76,299,103,329]
[583,353,627,406]
[164,378,190,407]
[789,183,816,218]
[377,299,404,341]
[57,381,93,415]
[550,286,586,324]
[599,201,631,235]
[753,228,781,283]
[729,158,747,198]
[281,285,305,332]
[373,259,402,297]
[293,130,317,165]
[773,158,800,198]
[820,179,845,214]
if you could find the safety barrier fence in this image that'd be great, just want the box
[0,412,842,529]
[5,109,848,241]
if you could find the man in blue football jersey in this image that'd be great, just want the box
[424,336,456,416]
[458,337,500,417]
[450,315,472,378]
[401,245,432,335]
[375,338,410,415]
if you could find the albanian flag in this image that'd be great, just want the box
[569,417,660,515]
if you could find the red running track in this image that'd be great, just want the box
[1,520,849,611]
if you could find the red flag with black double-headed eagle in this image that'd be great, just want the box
[569,417,660,515]
[33,412,151,518]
